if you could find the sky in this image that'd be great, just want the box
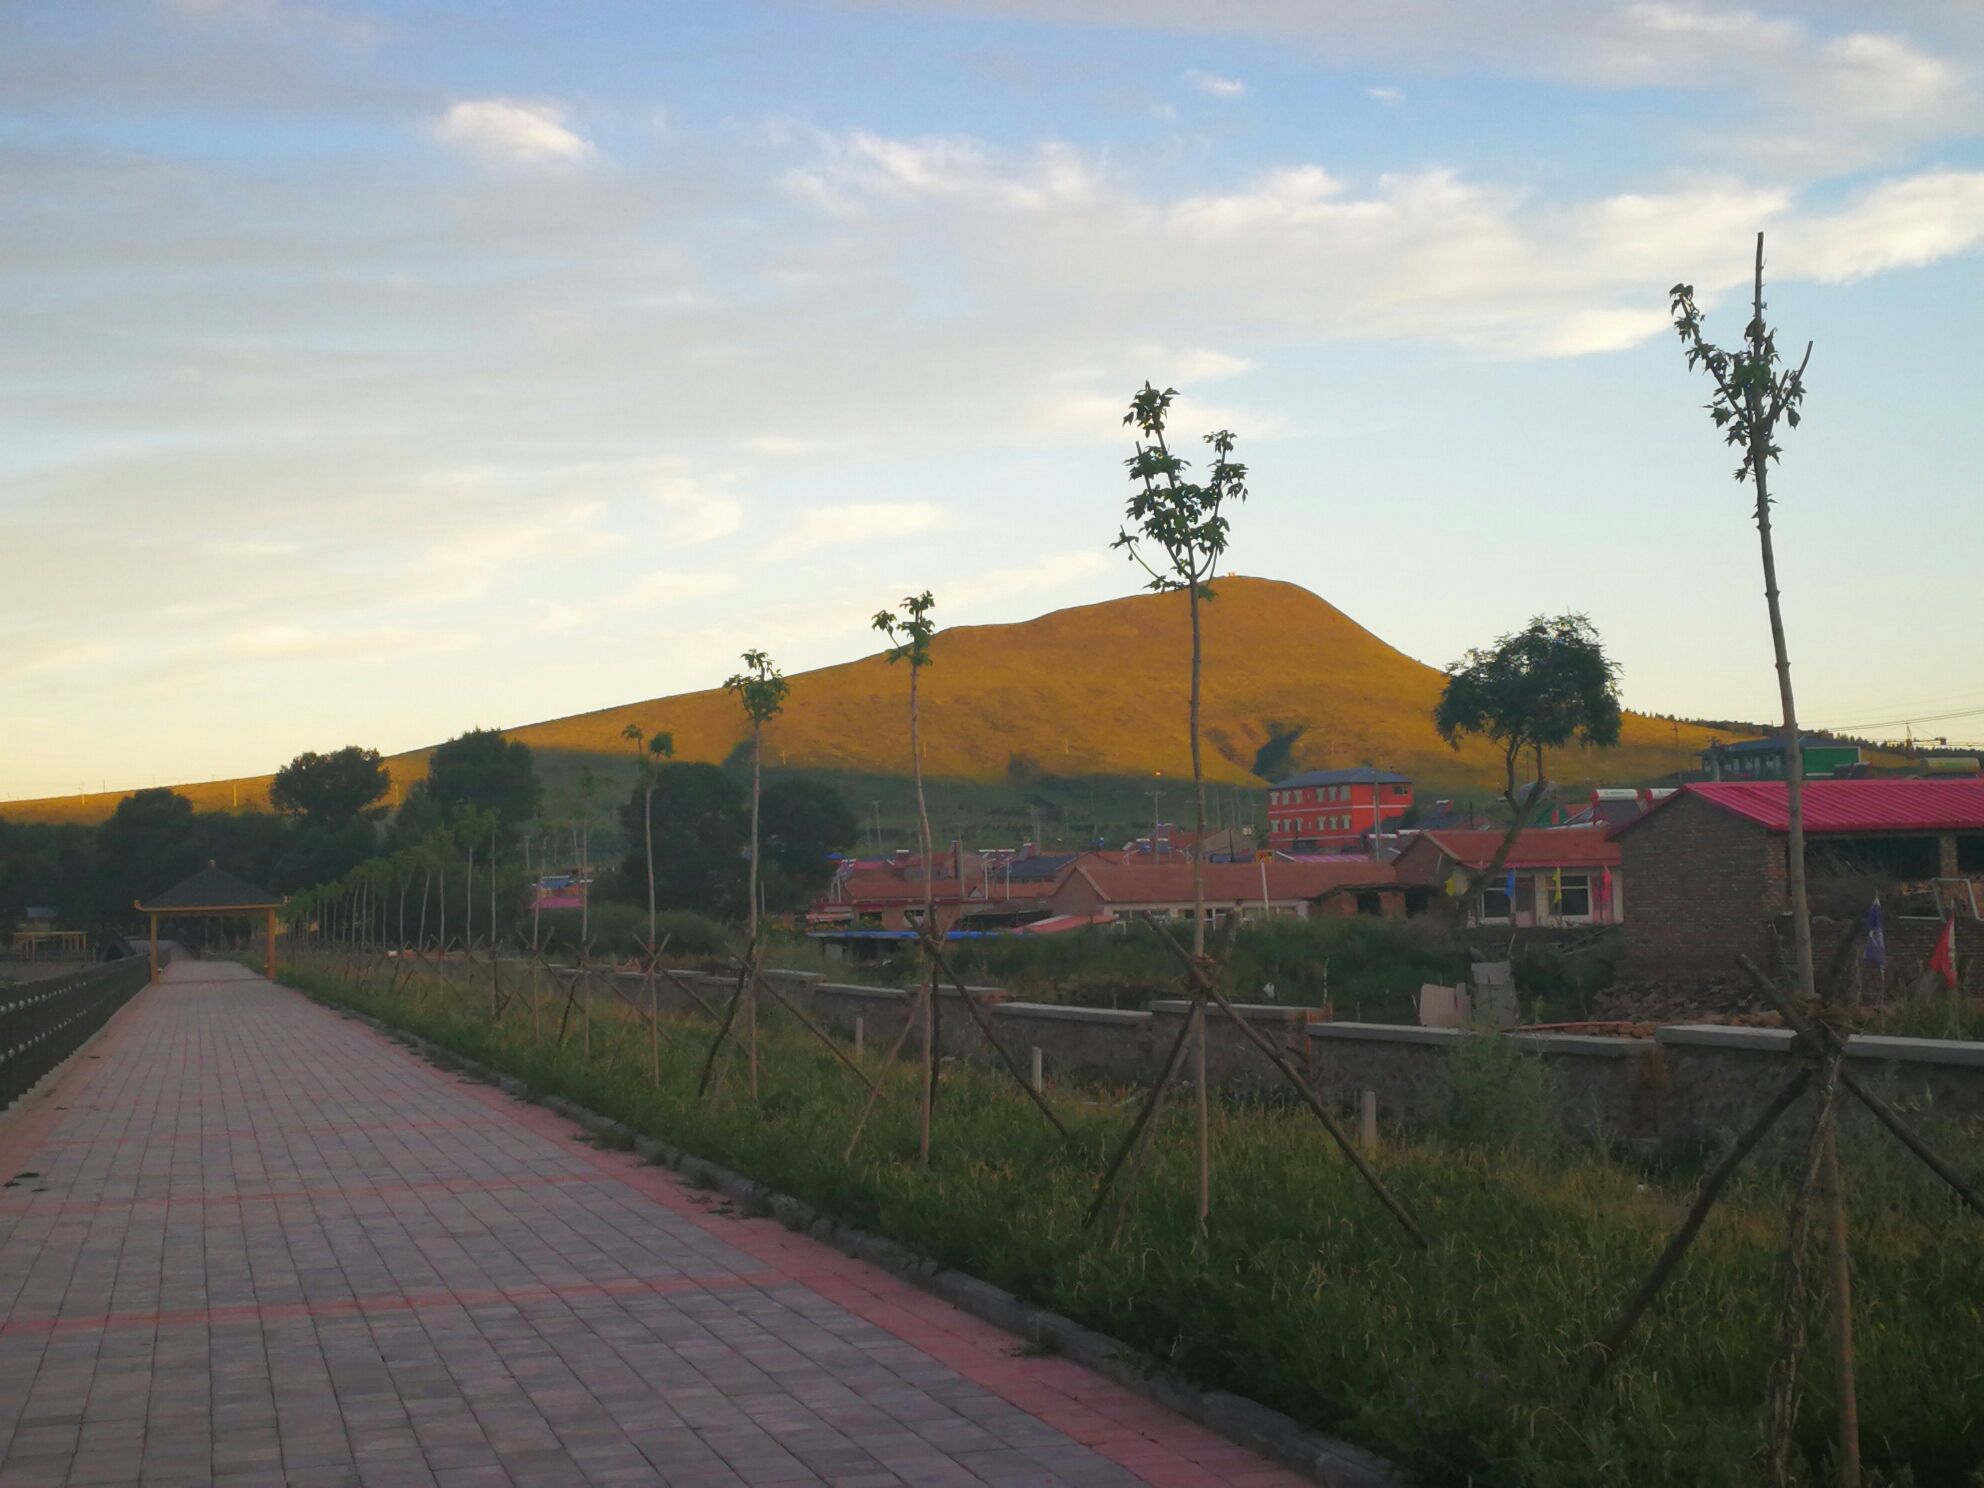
[4,0,1983,800]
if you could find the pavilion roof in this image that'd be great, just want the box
[137,862,284,912]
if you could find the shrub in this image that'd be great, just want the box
[1435,1032,1556,1156]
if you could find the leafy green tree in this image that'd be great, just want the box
[1434,613,1622,909]
[423,728,541,833]
[615,763,747,919]
[269,746,390,823]
[1115,383,1246,957]
[724,650,790,938]
[96,788,204,918]
[760,778,857,897]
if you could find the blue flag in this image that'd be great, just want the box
[1864,898,1887,969]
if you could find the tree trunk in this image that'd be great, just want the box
[748,721,763,939]
[911,662,937,1166]
[464,842,475,948]
[644,781,657,949]
[417,869,431,953]
[1747,230,1850,1482]
[1188,578,1211,1226]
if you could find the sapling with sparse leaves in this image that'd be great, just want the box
[1672,234,1850,1486]
[1114,382,1247,1231]
[874,592,940,1164]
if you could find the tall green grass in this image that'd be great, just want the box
[283,951,1984,1488]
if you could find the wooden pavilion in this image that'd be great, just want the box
[134,863,286,982]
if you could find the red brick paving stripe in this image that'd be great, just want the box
[424,1033,1316,1487]
[0,1168,600,1218]
[0,1265,782,1338]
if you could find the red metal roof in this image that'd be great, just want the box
[1625,781,1984,835]
[1404,827,1622,871]
[1065,859,1396,905]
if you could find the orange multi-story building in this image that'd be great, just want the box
[1266,767,1413,851]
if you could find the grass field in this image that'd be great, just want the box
[279,948,1984,1488]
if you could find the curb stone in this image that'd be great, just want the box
[307,990,1409,1488]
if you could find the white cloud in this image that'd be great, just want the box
[784,131,1099,213]
[1366,86,1404,105]
[1779,171,1984,282]
[772,502,947,555]
[433,98,594,166]
[1184,69,1248,98]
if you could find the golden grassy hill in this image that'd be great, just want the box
[3,578,1751,827]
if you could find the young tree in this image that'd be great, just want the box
[1115,384,1246,1231]
[1433,613,1622,913]
[874,593,940,1163]
[1672,236,1846,1482]
[871,595,938,922]
[269,746,391,823]
[614,764,748,918]
[1115,383,1247,958]
[724,650,789,941]
[620,723,676,951]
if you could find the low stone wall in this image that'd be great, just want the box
[594,960,1984,1151]
[1655,1023,1984,1143]
[1151,1000,1314,1091]
[1308,1023,1663,1143]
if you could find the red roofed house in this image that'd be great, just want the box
[1613,780,1984,980]
[811,848,1071,931]
[1048,858,1401,925]
[1390,827,1623,927]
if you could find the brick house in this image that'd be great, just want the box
[1048,859,1401,924]
[1613,780,1984,980]
[1390,827,1623,927]
[1266,767,1412,851]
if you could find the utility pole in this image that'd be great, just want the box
[1150,789,1162,860]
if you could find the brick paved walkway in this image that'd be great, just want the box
[0,963,1312,1487]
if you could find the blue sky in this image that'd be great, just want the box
[5,0,1983,799]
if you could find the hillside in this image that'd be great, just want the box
[5,578,1744,826]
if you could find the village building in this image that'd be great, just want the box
[1614,779,1984,980]
[1390,826,1623,927]
[1266,767,1413,851]
[1046,858,1401,923]
[1699,734,1863,781]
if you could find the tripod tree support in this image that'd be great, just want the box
[1086,996,1201,1229]
[918,928,1069,1138]
[696,945,760,1099]
[1143,915,1427,1247]
[1583,1066,1814,1389]
[1735,955,1984,1221]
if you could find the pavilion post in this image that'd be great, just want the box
[149,914,159,983]
[265,907,276,980]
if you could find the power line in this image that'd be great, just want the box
[1817,703,1984,734]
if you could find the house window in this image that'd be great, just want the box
[1478,886,1512,921]
[1807,835,1940,880]
[1554,873,1592,920]
[1960,836,1984,873]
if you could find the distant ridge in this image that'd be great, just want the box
[2,578,1744,825]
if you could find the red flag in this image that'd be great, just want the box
[1929,916,1958,990]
